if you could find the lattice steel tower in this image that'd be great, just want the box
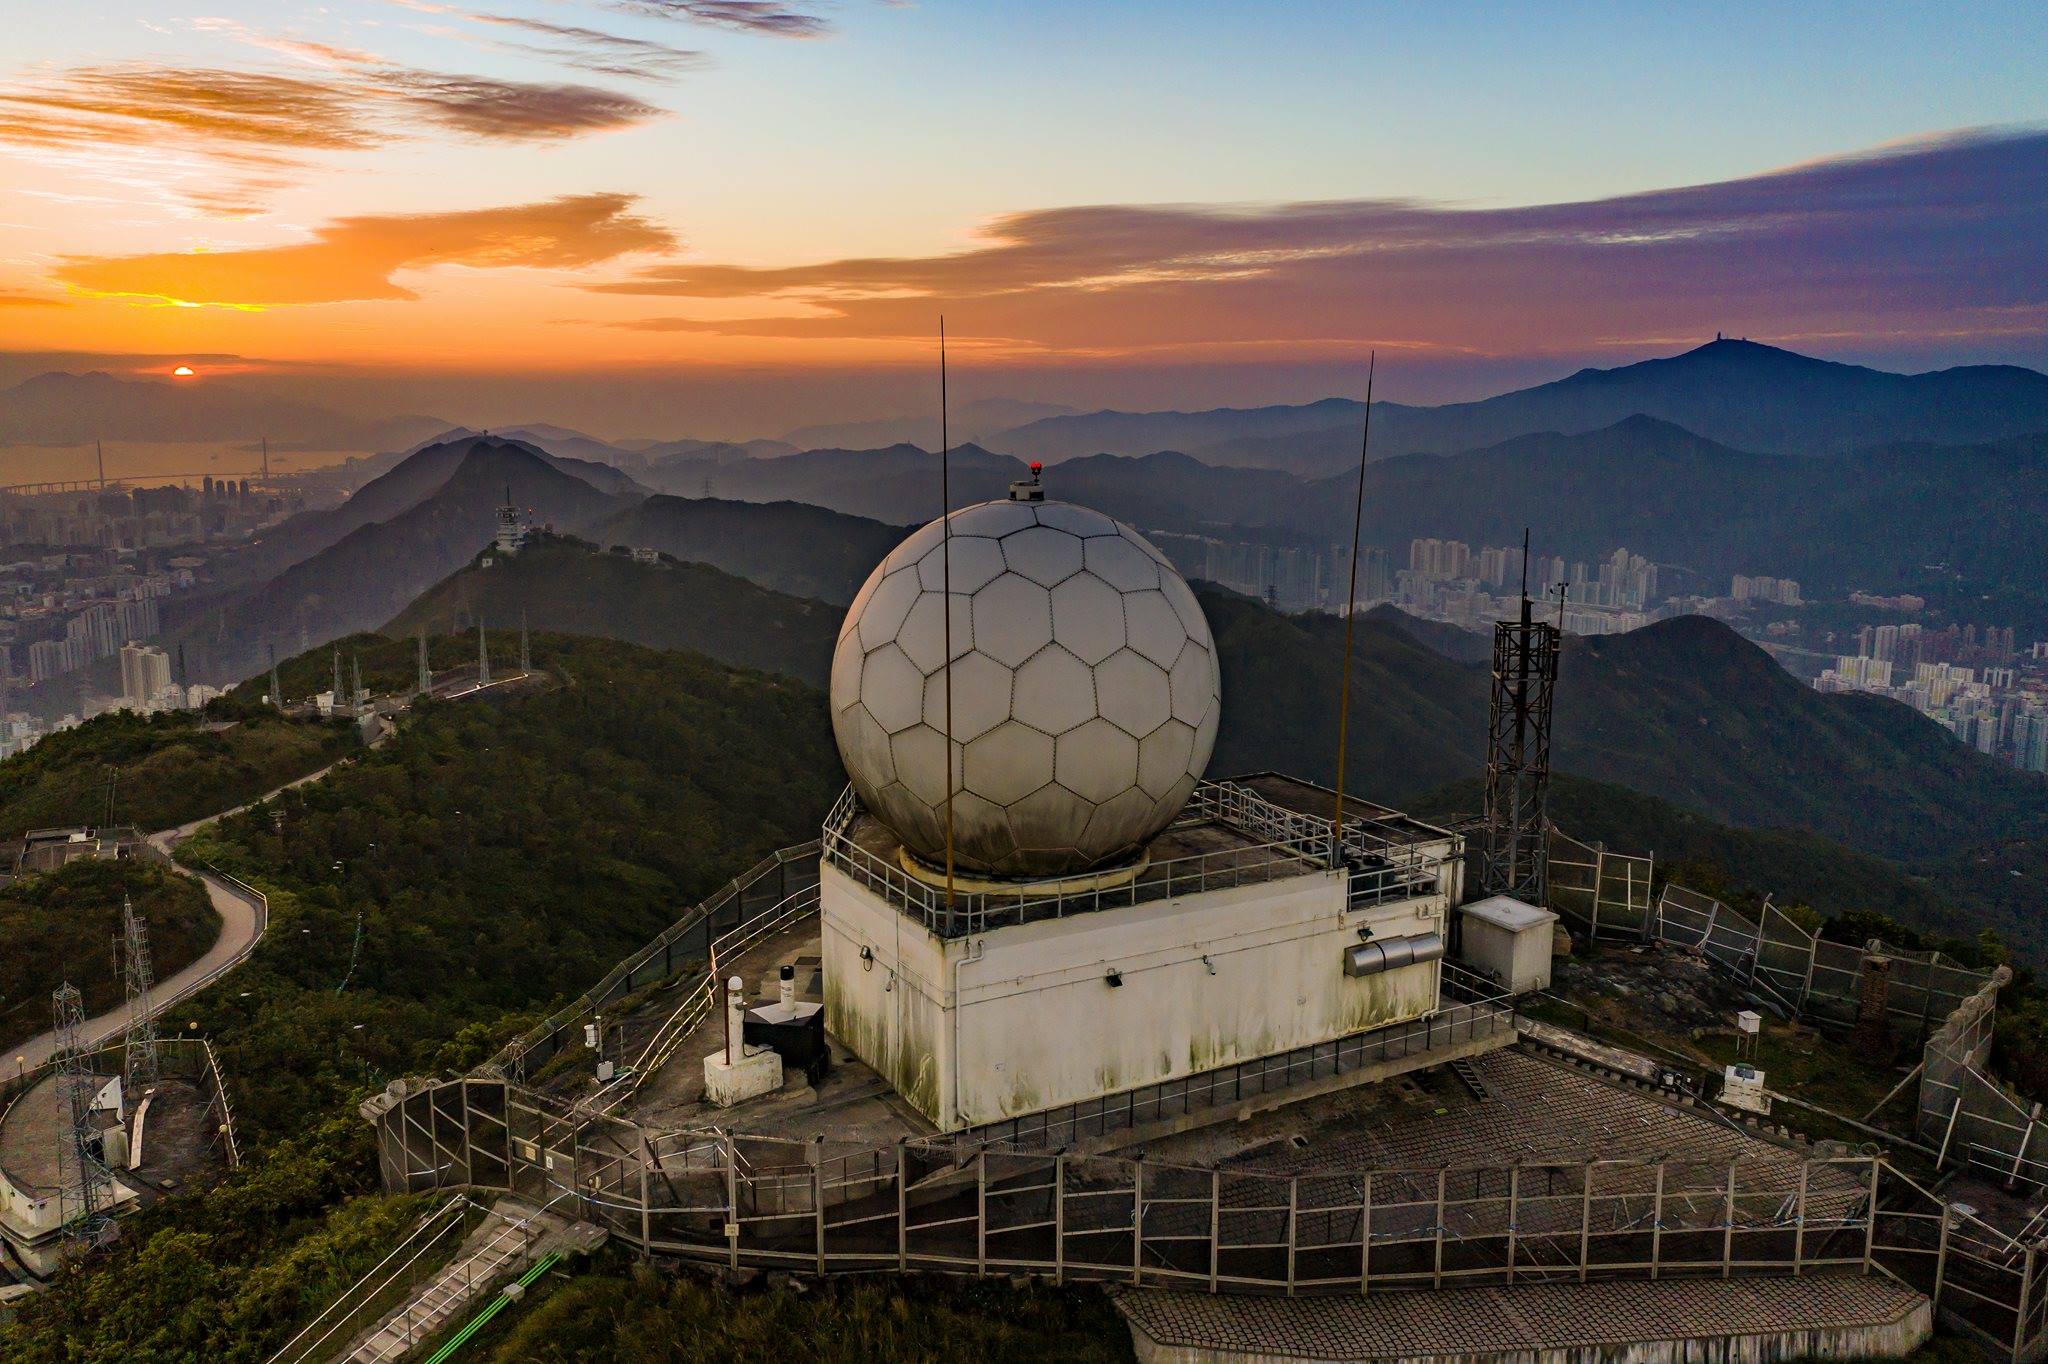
[1480,547,1561,902]
[51,982,113,1239]
[118,895,162,1090]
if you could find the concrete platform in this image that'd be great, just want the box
[1115,1273,1931,1364]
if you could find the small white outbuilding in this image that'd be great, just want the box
[1458,895,1558,995]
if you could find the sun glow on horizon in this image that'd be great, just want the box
[172,364,195,376]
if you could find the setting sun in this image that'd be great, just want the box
[172,364,194,377]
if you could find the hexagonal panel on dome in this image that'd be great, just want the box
[1124,589,1188,668]
[898,590,974,674]
[1083,535,1160,593]
[1034,502,1120,537]
[1012,644,1097,735]
[1006,781,1094,860]
[1083,786,1155,855]
[970,572,1055,667]
[889,722,959,809]
[921,650,1012,742]
[1094,647,1171,738]
[1137,718,1197,799]
[1055,717,1140,804]
[917,535,1006,594]
[962,720,1056,808]
[1050,573,1126,665]
[857,567,922,650]
[859,643,925,734]
[1169,640,1217,726]
[1001,525,1085,587]
[955,500,1040,539]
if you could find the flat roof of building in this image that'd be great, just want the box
[1230,772,1458,848]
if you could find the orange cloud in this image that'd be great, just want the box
[0,62,666,215]
[57,194,675,307]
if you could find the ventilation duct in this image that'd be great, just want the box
[1343,931,1445,978]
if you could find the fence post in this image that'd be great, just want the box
[1938,1092,1965,1170]
[1054,1152,1066,1285]
[1432,1167,1447,1289]
[977,1148,988,1277]
[814,1136,827,1275]
[1506,1164,1520,1285]
[1722,1160,1737,1278]
[725,1131,740,1271]
[1650,1161,1665,1279]
[2011,1104,2043,1192]
[1863,1159,1880,1273]
[1361,1171,1373,1294]
[896,1138,908,1273]
[1579,1161,1595,1282]
[638,1132,651,1255]
[1589,844,1604,941]
[1134,1159,1146,1287]
[1792,1161,1810,1275]
[1209,1168,1221,1292]
[1932,1203,1952,1312]
[2014,1244,2038,1364]
[1286,1174,1299,1296]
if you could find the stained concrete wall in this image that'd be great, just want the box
[821,861,1445,1130]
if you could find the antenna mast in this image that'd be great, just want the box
[52,982,113,1241]
[118,896,162,1090]
[1329,354,1376,864]
[939,318,957,926]
[416,628,431,697]
[477,616,490,688]
[1480,527,1561,902]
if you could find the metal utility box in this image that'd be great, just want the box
[1458,894,1558,994]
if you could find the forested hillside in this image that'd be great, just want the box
[0,634,843,1361]
[0,706,356,839]
[386,536,841,686]
[0,860,214,1053]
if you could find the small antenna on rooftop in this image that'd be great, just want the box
[939,316,957,924]
[1329,353,1375,864]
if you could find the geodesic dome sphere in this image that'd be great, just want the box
[830,495,1220,879]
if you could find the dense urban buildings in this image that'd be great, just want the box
[1817,624,2048,772]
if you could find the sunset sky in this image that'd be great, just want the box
[2,1,2045,433]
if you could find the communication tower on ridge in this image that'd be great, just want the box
[1480,531,1560,902]
[117,896,162,1091]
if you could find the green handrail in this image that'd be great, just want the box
[418,1251,559,1364]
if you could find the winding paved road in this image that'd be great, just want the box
[10,719,392,1075]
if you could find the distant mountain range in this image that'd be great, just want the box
[980,339,2048,474]
[0,371,447,450]
[584,496,907,604]
[176,437,636,680]
[781,398,1077,452]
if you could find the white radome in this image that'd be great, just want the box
[830,494,1221,878]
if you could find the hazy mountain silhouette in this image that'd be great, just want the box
[179,439,632,681]
[585,495,909,604]
[985,339,2048,474]
[0,370,447,449]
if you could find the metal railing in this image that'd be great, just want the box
[822,781,1447,938]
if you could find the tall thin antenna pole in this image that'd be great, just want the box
[939,318,956,922]
[1330,353,1376,864]
[96,440,106,489]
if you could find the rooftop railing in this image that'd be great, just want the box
[822,780,1447,938]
